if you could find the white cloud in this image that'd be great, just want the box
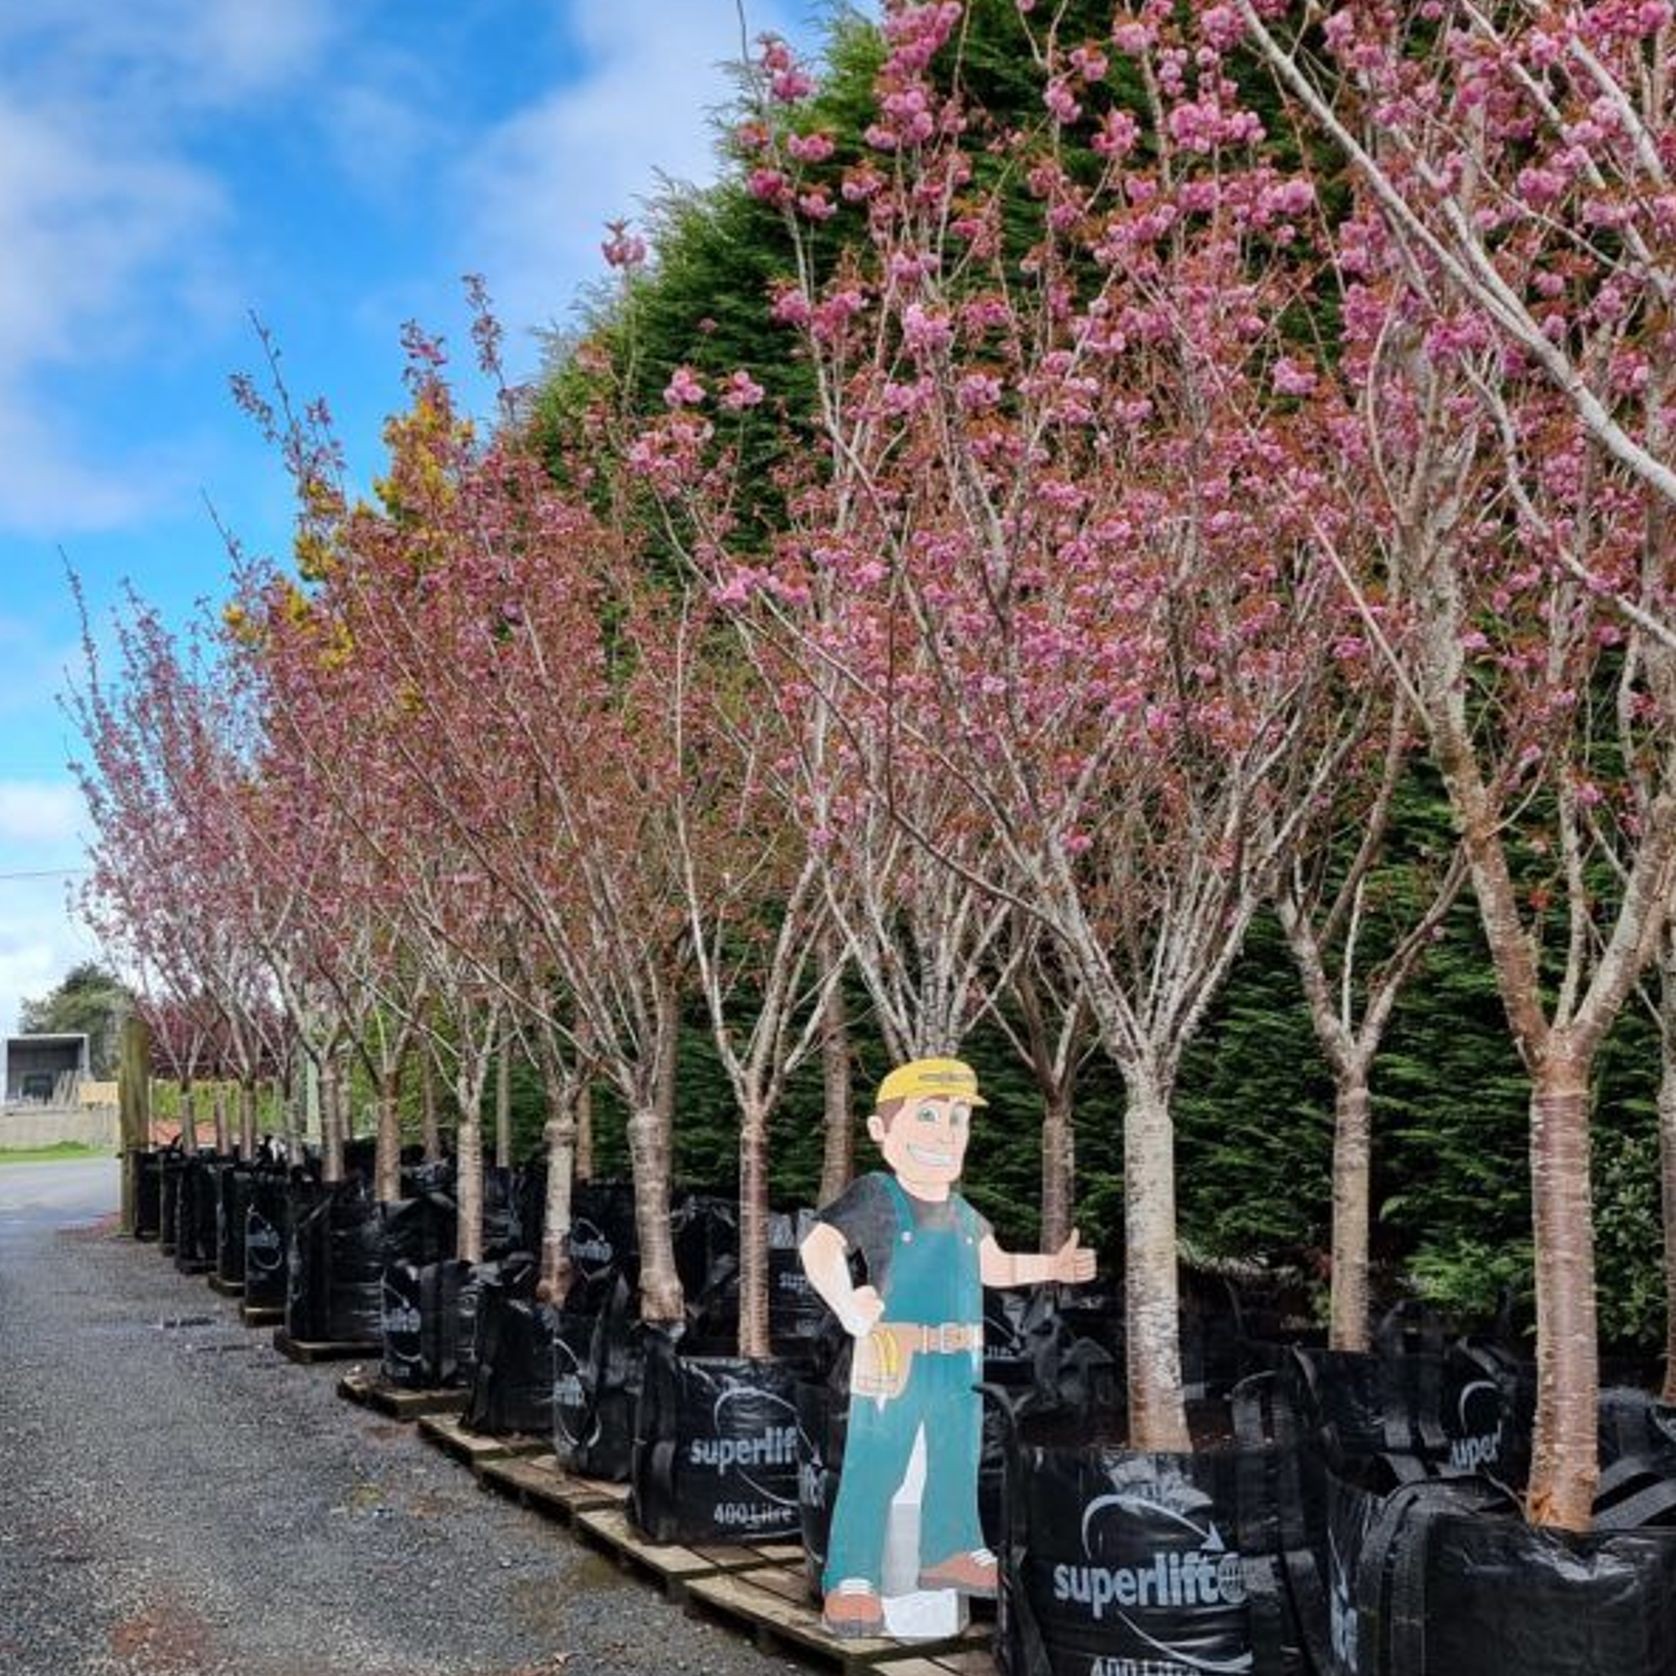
[0,0,336,536]
[0,780,85,849]
[0,876,100,1037]
[453,0,800,359]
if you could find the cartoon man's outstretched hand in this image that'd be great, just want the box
[1052,1230,1097,1285]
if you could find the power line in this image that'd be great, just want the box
[0,868,88,881]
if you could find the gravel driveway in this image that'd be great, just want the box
[0,1159,793,1676]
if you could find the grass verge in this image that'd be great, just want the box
[0,1141,113,1165]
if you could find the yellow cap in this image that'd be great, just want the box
[875,1057,987,1109]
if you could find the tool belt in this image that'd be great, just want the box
[851,1320,983,1401]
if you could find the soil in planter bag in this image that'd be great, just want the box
[630,1328,806,1545]
[285,1179,384,1344]
[133,1149,162,1239]
[243,1171,291,1305]
[999,1382,1310,1676]
[1311,1454,1676,1676]
[466,1261,555,1435]
[381,1259,479,1389]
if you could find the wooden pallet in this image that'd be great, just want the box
[273,1328,381,1365]
[683,1566,994,1674]
[173,1258,214,1277]
[239,1303,284,1328]
[417,1412,548,1470]
[337,1369,467,1420]
[476,1452,627,1523]
[206,1274,244,1298]
[570,1506,799,1601]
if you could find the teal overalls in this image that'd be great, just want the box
[825,1175,986,1591]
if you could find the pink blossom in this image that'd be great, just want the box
[662,366,706,408]
[600,222,647,270]
[901,302,954,354]
[1093,108,1139,157]
[748,167,789,204]
[1271,358,1318,397]
[1111,21,1151,55]
[957,373,1003,411]
[786,130,836,164]
[769,286,812,326]
[772,68,815,103]
[720,370,765,411]
[798,190,837,221]
[1044,78,1082,124]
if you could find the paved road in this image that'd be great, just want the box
[0,1159,789,1676]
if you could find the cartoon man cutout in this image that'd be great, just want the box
[799,1057,1096,1639]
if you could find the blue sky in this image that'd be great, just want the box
[0,0,828,1035]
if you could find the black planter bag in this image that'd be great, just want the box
[214,1164,254,1285]
[796,1378,846,1598]
[379,1191,458,1271]
[174,1153,221,1272]
[998,1382,1310,1676]
[380,1259,478,1389]
[769,1211,831,1351]
[581,1280,644,1482]
[1313,1453,1676,1676]
[552,1306,606,1467]
[243,1172,290,1306]
[1439,1339,1533,1483]
[1601,1386,1676,1469]
[563,1182,640,1313]
[466,1266,555,1435]
[158,1148,185,1254]
[629,1330,806,1545]
[133,1149,162,1239]
[285,1179,383,1344]
[1285,1306,1455,1467]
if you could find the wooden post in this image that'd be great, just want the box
[117,1015,152,1236]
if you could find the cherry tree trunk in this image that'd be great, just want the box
[495,1029,512,1169]
[212,1084,229,1155]
[738,1098,771,1359]
[456,1083,485,1265]
[375,1067,402,1204]
[1040,1089,1076,1254]
[575,1081,594,1183]
[628,1102,683,1323]
[179,1079,198,1152]
[1526,1047,1599,1531]
[818,931,853,1204]
[238,1079,257,1158]
[420,1052,441,1162]
[1123,1065,1190,1451]
[321,1056,344,1184]
[537,1079,579,1303]
[1661,987,1676,1405]
[1329,1073,1374,1354]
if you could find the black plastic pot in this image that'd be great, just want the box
[629,1330,807,1545]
